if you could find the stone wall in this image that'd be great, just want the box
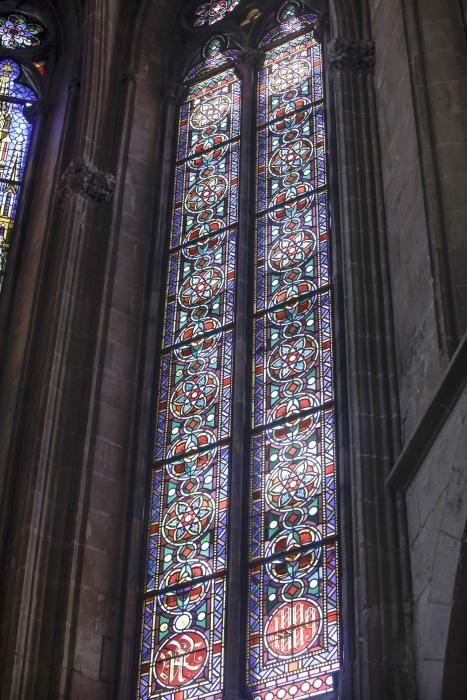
[370,0,467,439]
[372,1,467,696]
[405,377,467,699]
[369,0,446,440]
[412,0,467,336]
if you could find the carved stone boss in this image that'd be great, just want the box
[59,159,116,204]
[327,39,375,72]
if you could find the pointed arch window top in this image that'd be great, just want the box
[185,36,238,83]
[0,13,44,49]
[260,2,317,47]
[136,3,340,697]
[193,0,240,28]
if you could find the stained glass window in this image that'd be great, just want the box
[193,0,240,28]
[136,46,241,700]
[0,58,37,292]
[138,3,340,699]
[0,13,44,49]
[247,7,340,700]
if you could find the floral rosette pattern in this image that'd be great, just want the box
[0,13,43,49]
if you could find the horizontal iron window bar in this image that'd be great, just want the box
[249,534,339,568]
[144,569,227,599]
[257,98,325,131]
[168,222,237,256]
[153,435,231,469]
[176,135,240,168]
[253,284,332,320]
[160,321,235,356]
[255,183,327,218]
[252,398,334,435]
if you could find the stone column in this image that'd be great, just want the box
[223,47,262,700]
[327,37,417,699]
[114,74,187,699]
[0,0,133,696]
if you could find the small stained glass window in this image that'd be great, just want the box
[0,59,36,292]
[277,0,300,22]
[194,0,240,28]
[0,13,44,49]
[204,35,225,57]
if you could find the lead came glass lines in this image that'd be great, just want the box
[247,17,340,700]
[137,65,241,700]
[0,58,36,293]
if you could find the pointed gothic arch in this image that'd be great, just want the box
[134,4,342,697]
[122,2,414,699]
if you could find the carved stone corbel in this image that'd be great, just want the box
[121,68,137,84]
[68,78,81,91]
[161,80,188,105]
[313,12,330,44]
[58,158,116,204]
[327,39,375,72]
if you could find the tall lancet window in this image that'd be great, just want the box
[247,5,339,699]
[137,35,241,700]
[137,2,340,699]
[0,12,45,293]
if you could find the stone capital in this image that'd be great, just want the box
[58,159,116,204]
[327,39,375,72]
[161,81,188,104]
[313,12,330,44]
[68,78,81,91]
[235,48,264,73]
[121,69,137,84]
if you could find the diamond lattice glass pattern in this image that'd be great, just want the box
[137,67,241,700]
[247,25,340,700]
[0,58,36,293]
